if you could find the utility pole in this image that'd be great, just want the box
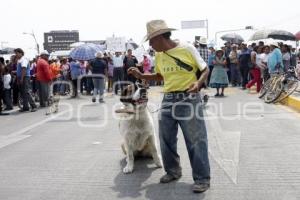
[23,30,40,55]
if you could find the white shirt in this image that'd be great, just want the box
[112,56,124,67]
[18,57,29,68]
[3,74,11,89]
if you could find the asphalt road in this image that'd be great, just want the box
[0,87,300,200]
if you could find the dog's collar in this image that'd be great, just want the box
[115,108,136,114]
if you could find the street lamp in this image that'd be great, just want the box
[23,31,40,55]
[214,26,255,46]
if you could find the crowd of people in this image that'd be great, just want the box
[1,38,300,115]
[194,38,300,97]
[0,48,157,115]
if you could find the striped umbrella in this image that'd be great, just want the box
[69,43,103,61]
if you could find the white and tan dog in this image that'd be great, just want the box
[116,83,162,174]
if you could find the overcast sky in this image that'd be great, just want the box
[1,0,300,57]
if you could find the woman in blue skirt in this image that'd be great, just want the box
[209,49,229,97]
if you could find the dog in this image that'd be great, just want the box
[45,94,60,115]
[116,82,162,174]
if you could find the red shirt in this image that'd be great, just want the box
[36,58,52,82]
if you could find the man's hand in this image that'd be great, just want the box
[187,81,201,93]
[128,67,143,79]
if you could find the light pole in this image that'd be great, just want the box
[214,26,255,46]
[23,31,40,55]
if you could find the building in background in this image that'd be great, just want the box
[43,30,79,53]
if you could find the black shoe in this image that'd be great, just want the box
[193,183,210,193]
[92,98,96,103]
[19,108,30,112]
[31,107,37,112]
[4,107,13,111]
[159,173,182,184]
[99,99,105,103]
[0,112,10,115]
[214,93,220,97]
[220,93,224,97]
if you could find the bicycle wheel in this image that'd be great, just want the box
[259,78,273,98]
[264,77,284,103]
[274,76,299,103]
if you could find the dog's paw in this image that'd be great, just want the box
[154,160,163,168]
[123,165,134,174]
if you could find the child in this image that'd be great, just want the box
[3,66,13,110]
[107,57,114,92]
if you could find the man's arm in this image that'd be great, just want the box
[127,67,163,81]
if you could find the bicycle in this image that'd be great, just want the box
[273,66,299,103]
[259,67,299,104]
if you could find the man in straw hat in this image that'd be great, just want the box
[128,19,210,193]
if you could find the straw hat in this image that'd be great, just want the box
[216,48,224,55]
[144,20,176,41]
[199,37,207,45]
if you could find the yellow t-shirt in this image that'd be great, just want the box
[155,42,207,92]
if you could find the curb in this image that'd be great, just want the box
[281,94,300,112]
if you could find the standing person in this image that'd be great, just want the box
[107,57,114,92]
[246,46,263,93]
[30,58,38,100]
[36,51,52,107]
[3,66,13,110]
[79,60,87,94]
[7,55,19,106]
[0,59,9,115]
[224,42,232,82]
[59,58,70,95]
[123,49,138,84]
[14,48,37,112]
[112,52,124,95]
[0,58,10,115]
[268,41,284,75]
[69,58,81,98]
[229,44,240,87]
[89,52,107,103]
[209,49,229,97]
[282,44,291,71]
[128,20,210,193]
[238,43,251,89]
[291,48,297,67]
[142,54,151,74]
[207,47,215,84]
[196,37,209,103]
[197,37,209,64]
[50,57,61,95]
[261,46,270,82]
[148,49,156,86]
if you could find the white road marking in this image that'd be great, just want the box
[0,109,71,149]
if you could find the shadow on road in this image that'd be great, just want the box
[111,158,206,200]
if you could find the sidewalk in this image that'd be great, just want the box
[280,90,300,112]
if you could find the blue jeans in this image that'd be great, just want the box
[93,78,105,99]
[159,92,210,184]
